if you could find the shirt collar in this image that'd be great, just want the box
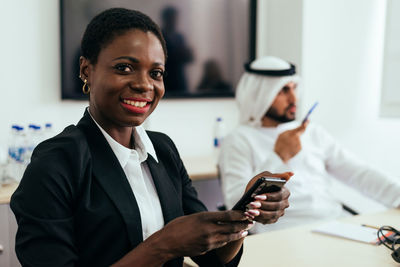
[87,108,158,167]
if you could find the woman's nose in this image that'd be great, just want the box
[130,72,153,92]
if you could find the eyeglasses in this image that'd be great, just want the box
[377,225,400,263]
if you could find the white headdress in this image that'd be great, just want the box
[236,56,300,127]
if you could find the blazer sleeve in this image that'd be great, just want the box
[10,129,88,266]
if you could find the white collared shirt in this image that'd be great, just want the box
[89,110,164,240]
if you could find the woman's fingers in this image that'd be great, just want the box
[244,186,290,225]
[193,211,252,236]
[260,186,290,201]
[256,209,285,224]
[211,230,249,246]
[196,230,248,253]
[247,187,290,209]
[259,200,289,211]
[205,210,249,223]
[214,220,254,234]
[193,213,252,252]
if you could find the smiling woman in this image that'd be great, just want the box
[9,7,291,267]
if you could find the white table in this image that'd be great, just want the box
[185,209,400,266]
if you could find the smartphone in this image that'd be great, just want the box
[232,177,287,211]
[302,101,319,124]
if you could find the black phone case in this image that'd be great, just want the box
[232,177,286,211]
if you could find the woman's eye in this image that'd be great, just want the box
[150,70,164,80]
[114,64,132,73]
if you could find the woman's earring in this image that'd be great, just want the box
[82,79,90,94]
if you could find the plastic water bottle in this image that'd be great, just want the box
[25,124,43,164]
[213,117,226,163]
[3,125,20,183]
[29,124,43,145]
[4,125,26,182]
[213,117,226,148]
[44,123,55,140]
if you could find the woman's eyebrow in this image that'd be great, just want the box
[112,56,139,63]
[112,56,164,67]
[153,62,165,67]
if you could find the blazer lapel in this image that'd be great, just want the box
[146,154,184,224]
[77,111,143,248]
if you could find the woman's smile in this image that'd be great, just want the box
[121,97,152,114]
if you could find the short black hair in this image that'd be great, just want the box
[81,8,167,65]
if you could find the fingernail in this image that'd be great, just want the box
[249,201,261,208]
[241,231,249,237]
[254,195,267,200]
[247,223,255,230]
[248,209,260,216]
[244,212,255,219]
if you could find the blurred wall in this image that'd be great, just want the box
[256,0,303,74]
[302,0,400,175]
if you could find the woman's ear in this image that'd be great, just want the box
[79,56,91,82]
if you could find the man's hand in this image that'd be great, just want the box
[243,171,292,224]
[274,122,308,163]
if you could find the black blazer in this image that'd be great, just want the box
[11,111,241,267]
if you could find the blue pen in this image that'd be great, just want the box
[302,102,318,124]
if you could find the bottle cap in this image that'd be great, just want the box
[29,124,41,130]
[12,125,23,131]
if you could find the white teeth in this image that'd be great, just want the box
[123,99,147,108]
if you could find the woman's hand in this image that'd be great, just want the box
[112,210,252,267]
[244,171,292,224]
[153,210,252,259]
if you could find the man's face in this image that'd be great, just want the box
[265,82,297,123]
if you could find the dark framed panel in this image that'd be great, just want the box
[60,0,257,100]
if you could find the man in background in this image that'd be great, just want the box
[219,56,400,233]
